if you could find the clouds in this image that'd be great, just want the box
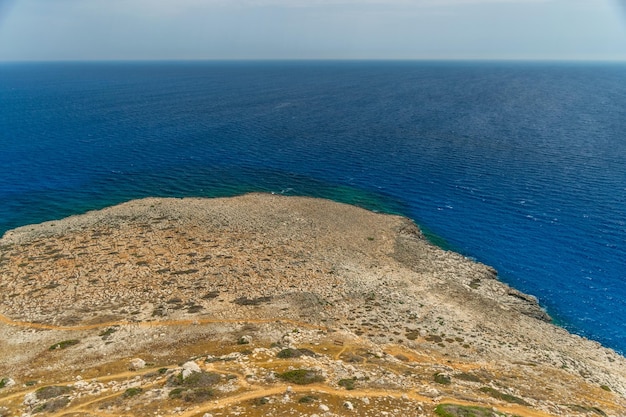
[0,0,624,61]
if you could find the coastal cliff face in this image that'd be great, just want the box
[0,194,624,417]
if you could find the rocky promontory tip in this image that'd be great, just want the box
[0,194,625,416]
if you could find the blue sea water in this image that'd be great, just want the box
[1,61,625,353]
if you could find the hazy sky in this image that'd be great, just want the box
[0,0,625,61]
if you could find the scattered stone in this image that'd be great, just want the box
[182,361,201,379]
[129,358,146,371]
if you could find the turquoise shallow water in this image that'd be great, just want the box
[1,61,625,353]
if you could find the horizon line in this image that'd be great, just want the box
[2,57,626,64]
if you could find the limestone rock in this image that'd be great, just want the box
[129,358,146,371]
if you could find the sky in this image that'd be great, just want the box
[0,0,625,61]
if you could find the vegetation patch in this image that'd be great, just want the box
[169,387,214,403]
[435,403,504,417]
[479,387,529,406]
[277,348,302,358]
[277,369,324,385]
[434,373,452,385]
[338,377,356,390]
[454,373,482,383]
[169,370,221,388]
[99,326,119,339]
[187,305,203,313]
[252,396,270,406]
[405,330,420,340]
[123,387,143,398]
[0,378,9,389]
[201,291,220,300]
[36,385,72,400]
[233,296,272,306]
[566,404,607,417]
[49,339,79,351]
[425,335,443,343]
[299,395,319,403]
[167,371,221,403]
[34,397,70,413]
[170,269,199,275]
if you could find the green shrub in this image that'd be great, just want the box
[99,327,118,338]
[479,386,529,406]
[338,378,356,390]
[48,340,79,350]
[33,397,70,413]
[123,387,143,398]
[168,388,184,399]
[277,348,302,358]
[168,370,220,387]
[435,404,501,417]
[253,396,270,406]
[35,385,72,400]
[454,373,482,383]
[277,369,324,385]
[299,395,318,403]
[169,387,213,402]
[434,373,452,385]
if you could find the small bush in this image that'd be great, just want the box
[338,378,356,390]
[277,369,324,385]
[454,373,482,383]
[168,388,185,399]
[252,396,270,406]
[169,387,213,402]
[479,386,529,406]
[567,405,607,417]
[187,305,203,313]
[99,327,118,339]
[233,296,271,306]
[34,397,70,413]
[299,395,318,403]
[183,371,221,388]
[49,340,79,351]
[277,348,302,359]
[168,371,221,388]
[123,387,143,398]
[435,404,499,417]
[182,387,214,402]
[36,385,72,400]
[0,378,8,389]
[434,373,452,385]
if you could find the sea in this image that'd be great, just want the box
[0,61,625,354]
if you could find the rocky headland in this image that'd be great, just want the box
[0,193,624,417]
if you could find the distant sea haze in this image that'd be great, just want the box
[0,61,625,354]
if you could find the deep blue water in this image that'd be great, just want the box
[1,61,625,353]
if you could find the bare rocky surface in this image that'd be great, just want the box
[0,193,624,417]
